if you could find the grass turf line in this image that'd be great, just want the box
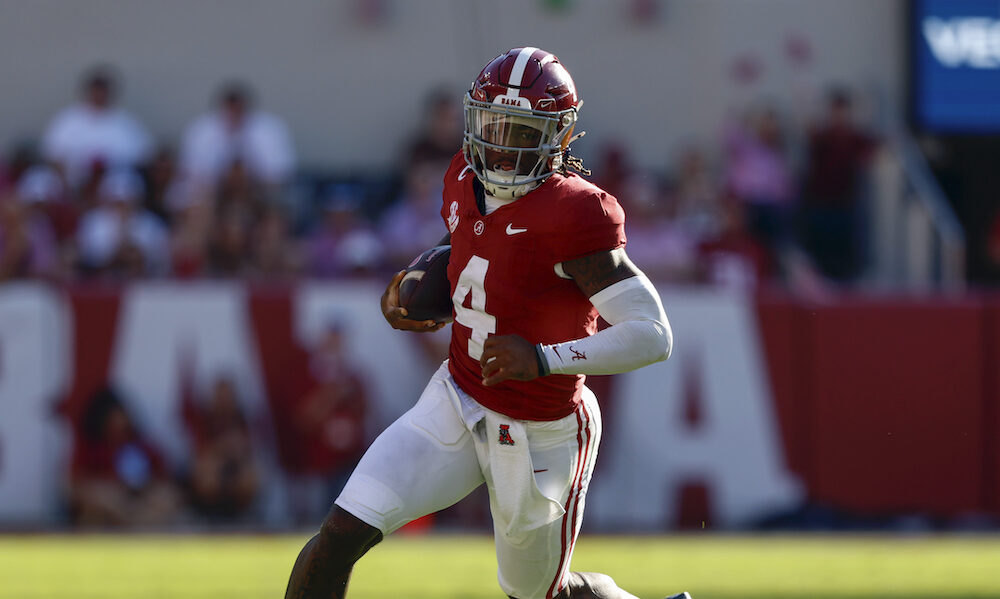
[1,534,999,599]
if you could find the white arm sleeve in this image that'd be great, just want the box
[538,274,672,376]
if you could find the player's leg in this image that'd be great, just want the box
[488,388,604,599]
[552,392,690,599]
[492,389,684,599]
[285,364,485,599]
[284,506,382,599]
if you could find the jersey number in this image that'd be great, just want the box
[453,256,497,360]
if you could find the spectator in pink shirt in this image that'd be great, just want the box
[724,107,796,273]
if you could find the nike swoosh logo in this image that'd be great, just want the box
[506,224,528,235]
[458,165,472,181]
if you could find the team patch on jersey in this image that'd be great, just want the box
[448,201,460,233]
[474,220,485,236]
[498,424,515,446]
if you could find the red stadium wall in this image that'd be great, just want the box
[0,283,998,527]
[759,295,996,519]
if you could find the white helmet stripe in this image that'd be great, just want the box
[507,47,540,97]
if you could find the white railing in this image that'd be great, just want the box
[869,127,965,291]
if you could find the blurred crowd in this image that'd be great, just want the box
[593,89,878,292]
[67,321,374,530]
[0,65,878,290]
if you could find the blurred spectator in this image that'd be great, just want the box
[217,157,269,213]
[286,322,370,525]
[184,376,260,520]
[207,204,254,277]
[618,174,698,282]
[76,169,170,278]
[0,193,59,281]
[169,185,213,279]
[1,142,41,190]
[724,106,796,275]
[403,87,463,174]
[696,194,773,289]
[379,161,446,267]
[592,141,633,208]
[41,66,153,190]
[799,88,877,282]
[158,177,216,278]
[142,146,179,224]
[305,186,384,277]
[16,164,78,243]
[669,145,724,242]
[180,82,295,187]
[206,160,268,277]
[18,164,68,203]
[249,206,300,279]
[69,386,180,528]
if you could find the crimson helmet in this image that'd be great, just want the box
[463,47,581,200]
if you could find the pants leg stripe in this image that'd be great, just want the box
[546,402,592,599]
[565,402,596,588]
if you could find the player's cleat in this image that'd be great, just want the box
[663,593,692,599]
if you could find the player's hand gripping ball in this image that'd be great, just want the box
[398,245,453,322]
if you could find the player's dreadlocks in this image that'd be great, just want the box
[561,153,591,177]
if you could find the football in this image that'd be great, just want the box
[398,245,453,322]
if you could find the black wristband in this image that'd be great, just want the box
[534,343,551,377]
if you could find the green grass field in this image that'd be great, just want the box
[1,534,999,599]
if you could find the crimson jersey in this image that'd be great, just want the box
[440,153,626,421]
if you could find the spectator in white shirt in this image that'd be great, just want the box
[41,67,153,190]
[76,169,169,278]
[180,82,295,187]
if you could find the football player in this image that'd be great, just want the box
[285,47,687,599]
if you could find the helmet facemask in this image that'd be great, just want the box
[463,93,577,200]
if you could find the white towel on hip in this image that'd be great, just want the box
[442,374,565,544]
[481,410,566,544]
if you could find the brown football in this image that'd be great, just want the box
[398,245,453,322]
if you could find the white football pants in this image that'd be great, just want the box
[336,361,602,599]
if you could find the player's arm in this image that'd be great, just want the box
[480,248,672,385]
[541,247,672,374]
[379,232,452,333]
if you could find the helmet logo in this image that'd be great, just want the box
[494,94,532,109]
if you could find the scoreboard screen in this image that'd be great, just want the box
[912,0,1000,132]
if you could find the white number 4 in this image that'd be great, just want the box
[453,256,497,360]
